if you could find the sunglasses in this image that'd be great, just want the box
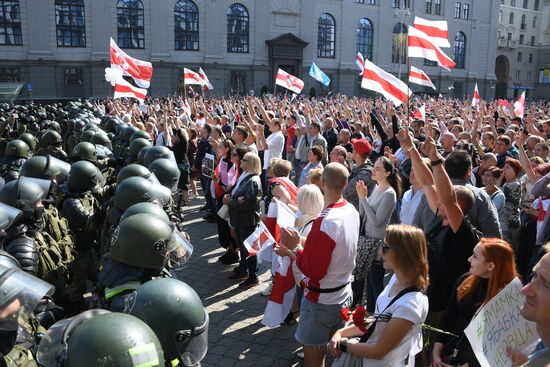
[381,242,392,254]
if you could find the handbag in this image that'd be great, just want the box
[217,204,230,220]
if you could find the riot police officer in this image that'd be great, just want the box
[37,310,165,367]
[1,140,31,182]
[125,278,209,367]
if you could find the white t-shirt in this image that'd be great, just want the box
[363,274,429,367]
[155,131,172,147]
[263,131,285,169]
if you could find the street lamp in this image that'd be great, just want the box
[394,8,411,81]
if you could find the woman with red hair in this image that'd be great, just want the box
[432,238,517,367]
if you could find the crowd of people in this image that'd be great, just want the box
[0,93,549,367]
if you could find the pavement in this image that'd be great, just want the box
[178,197,305,367]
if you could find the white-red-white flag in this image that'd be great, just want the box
[356,52,365,75]
[110,38,153,89]
[408,26,456,70]
[243,222,275,258]
[262,254,296,328]
[183,68,204,86]
[413,16,450,48]
[409,66,436,90]
[113,77,147,104]
[361,59,412,106]
[471,83,481,109]
[413,105,426,121]
[199,67,213,91]
[514,91,526,117]
[275,69,304,94]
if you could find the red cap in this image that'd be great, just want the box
[351,138,372,155]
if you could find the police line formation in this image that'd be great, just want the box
[0,100,206,367]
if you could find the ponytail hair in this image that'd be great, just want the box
[378,156,402,198]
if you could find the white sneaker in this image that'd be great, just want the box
[260,280,273,296]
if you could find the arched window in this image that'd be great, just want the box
[117,0,144,49]
[227,3,249,53]
[0,0,22,45]
[509,12,514,24]
[55,0,85,47]
[533,16,537,28]
[318,13,336,58]
[175,0,199,50]
[453,32,466,69]
[357,18,373,61]
[521,14,526,27]
[499,10,503,23]
[392,23,407,64]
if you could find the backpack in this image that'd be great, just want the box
[43,204,75,254]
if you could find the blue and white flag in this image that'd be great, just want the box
[308,62,331,86]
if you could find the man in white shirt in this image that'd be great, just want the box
[155,119,173,148]
[256,118,285,186]
[400,158,428,225]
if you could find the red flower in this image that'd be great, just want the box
[341,307,351,322]
[352,305,367,330]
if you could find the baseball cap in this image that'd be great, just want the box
[351,138,372,155]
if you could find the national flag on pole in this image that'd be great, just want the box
[361,58,412,106]
[199,67,213,91]
[356,52,365,75]
[113,77,147,104]
[243,222,275,258]
[183,68,205,86]
[275,69,304,94]
[409,66,436,90]
[471,83,481,109]
[413,16,451,48]
[408,26,456,70]
[308,62,331,86]
[497,99,510,108]
[514,91,526,117]
[413,105,426,121]
[110,38,153,89]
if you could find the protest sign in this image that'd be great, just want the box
[202,153,214,178]
[464,277,538,367]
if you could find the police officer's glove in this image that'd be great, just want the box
[34,298,65,329]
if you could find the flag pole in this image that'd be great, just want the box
[406,46,412,126]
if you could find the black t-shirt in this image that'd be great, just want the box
[425,215,482,312]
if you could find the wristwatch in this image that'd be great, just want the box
[430,158,443,167]
[339,340,348,353]
[291,245,302,254]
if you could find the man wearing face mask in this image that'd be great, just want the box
[0,263,55,367]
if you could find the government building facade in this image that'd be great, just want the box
[0,0,501,100]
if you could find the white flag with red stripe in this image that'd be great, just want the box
[275,69,304,94]
[514,91,526,117]
[199,67,213,91]
[113,77,147,104]
[183,68,205,86]
[262,254,296,328]
[471,83,481,109]
[408,26,456,70]
[409,66,436,90]
[243,222,275,258]
[356,52,365,75]
[361,59,411,106]
[110,38,153,89]
[413,16,450,48]
[413,105,426,121]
